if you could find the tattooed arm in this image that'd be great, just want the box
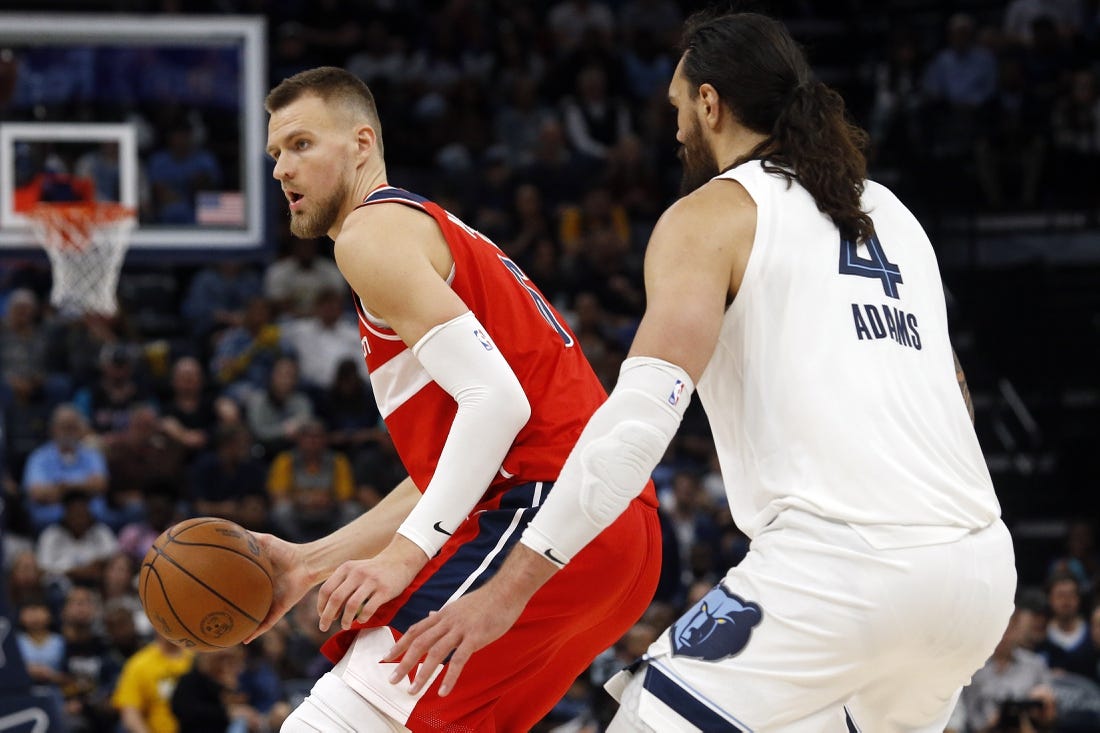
[953,349,975,424]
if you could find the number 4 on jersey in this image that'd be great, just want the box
[838,234,903,299]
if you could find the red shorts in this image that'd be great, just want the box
[322,480,662,732]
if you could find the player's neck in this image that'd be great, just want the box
[714,128,770,172]
[331,166,388,239]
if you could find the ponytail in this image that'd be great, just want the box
[747,80,874,243]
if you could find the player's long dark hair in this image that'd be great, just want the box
[680,11,875,243]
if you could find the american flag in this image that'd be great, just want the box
[196,191,245,226]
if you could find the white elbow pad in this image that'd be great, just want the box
[521,356,693,565]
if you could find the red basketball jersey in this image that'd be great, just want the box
[352,185,656,507]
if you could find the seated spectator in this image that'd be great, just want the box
[267,418,355,543]
[160,355,235,462]
[262,237,345,318]
[281,288,366,392]
[601,134,661,219]
[974,56,1046,209]
[2,356,53,485]
[1047,520,1100,600]
[661,471,721,589]
[146,122,222,225]
[111,633,193,733]
[0,288,51,406]
[181,261,263,347]
[245,356,313,457]
[922,14,998,159]
[558,185,631,256]
[564,222,645,321]
[6,548,65,618]
[867,32,926,174]
[15,598,67,686]
[518,118,588,213]
[239,641,292,728]
[561,65,632,163]
[74,343,154,435]
[318,359,382,462]
[104,403,187,523]
[22,404,108,531]
[956,606,1058,732]
[117,485,177,566]
[60,586,111,730]
[100,552,153,639]
[501,183,554,267]
[351,430,407,511]
[211,296,291,403]
[171,645,277,733]
[1040,573,1096,677]
[36,490,119,589]
[43,311,119,395]
[282,587,332,681]
[98,599,145,727]
[188,424,266,524]
[493,75,555,168]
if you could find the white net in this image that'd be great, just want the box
[28,203,136,317]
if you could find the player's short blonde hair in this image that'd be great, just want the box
[265,66,384,154]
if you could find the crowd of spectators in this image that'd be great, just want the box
[1,0,1100,731]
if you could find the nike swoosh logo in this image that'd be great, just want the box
[543,548,566,565]
[433,521,452,536]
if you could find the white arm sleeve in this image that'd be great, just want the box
[396,311,531,558]
[520,356,693,565]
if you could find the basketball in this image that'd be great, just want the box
[139,517,273,652]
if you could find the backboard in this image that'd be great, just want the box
[0,14,267,253]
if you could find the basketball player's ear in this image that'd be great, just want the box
[355,124,378,163]
[698,83,721,130]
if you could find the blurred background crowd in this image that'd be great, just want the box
[1,0,1099,731]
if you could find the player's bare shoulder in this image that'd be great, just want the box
[334,201,452,284]
[647,177,756,297]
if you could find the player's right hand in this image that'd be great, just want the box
[243,532,316,644]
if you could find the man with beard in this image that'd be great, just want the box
[251,66,662,732]
[389,10,1016,732]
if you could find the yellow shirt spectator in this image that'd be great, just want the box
[266,418,356,542]
[111,637,193,733]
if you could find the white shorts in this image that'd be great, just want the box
[606,510,1016,732]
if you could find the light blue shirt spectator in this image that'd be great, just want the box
[22,405,109,530]
[923,15,998,107]
[146,125,222,224]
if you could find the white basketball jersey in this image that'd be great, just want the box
[699,161,1000,548]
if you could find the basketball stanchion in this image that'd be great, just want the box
[26,201,136,317]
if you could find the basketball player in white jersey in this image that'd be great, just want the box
[385,10,1017,732]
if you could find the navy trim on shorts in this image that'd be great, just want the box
[388,482,545,632]
[844,707,861,732]
[642,664,749,733]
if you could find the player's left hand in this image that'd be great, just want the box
[381,580,524,696]
[317,536,428,633]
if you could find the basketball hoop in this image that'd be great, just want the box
[27,202,136,317]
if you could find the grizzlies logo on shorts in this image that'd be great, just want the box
[670,585,762,662]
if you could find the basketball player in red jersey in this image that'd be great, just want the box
[251,66,662,732]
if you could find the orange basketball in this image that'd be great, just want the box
[139,517,273,652]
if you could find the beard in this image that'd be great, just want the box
[678,116,720,197]
[289,180,348,239]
